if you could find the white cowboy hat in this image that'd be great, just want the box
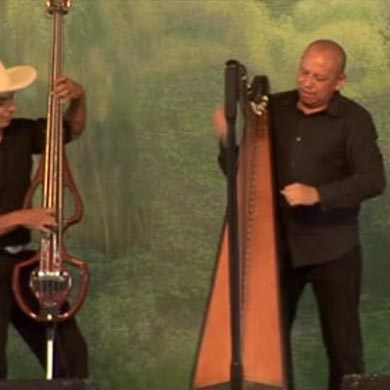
[0,60,37,95]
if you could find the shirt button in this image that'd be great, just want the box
[296,136,302,142]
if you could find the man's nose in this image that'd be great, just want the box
[6,102,17,112]
[302,75,314,88]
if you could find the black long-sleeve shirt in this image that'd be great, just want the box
[0,118,47,247]
[270,90,385,266]
[0,118,71,248]
[219,90,386,267]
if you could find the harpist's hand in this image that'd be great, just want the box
[281,183,320,206]
[213,105,227,142]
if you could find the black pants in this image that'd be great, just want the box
[0,250,88,379]
[281,247,364,390]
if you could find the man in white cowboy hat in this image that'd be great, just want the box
[0,60,88,378]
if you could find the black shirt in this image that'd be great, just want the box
[270,90,386,266]
[0,118,47,247]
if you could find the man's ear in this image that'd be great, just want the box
[335,73,347,90]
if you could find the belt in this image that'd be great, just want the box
[1,245,25,255]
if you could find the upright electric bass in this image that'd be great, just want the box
[12,0,88,325]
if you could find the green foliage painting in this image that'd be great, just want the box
[1,1,390,389]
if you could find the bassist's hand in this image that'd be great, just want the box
[15,208,57,233]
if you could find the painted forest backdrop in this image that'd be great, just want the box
[1,1,390,389]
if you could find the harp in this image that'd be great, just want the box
[191,61,288,390]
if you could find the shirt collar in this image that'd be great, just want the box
[325,91,343,117]
[279,90,343,117]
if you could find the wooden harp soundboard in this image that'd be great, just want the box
[191,62,288,390]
